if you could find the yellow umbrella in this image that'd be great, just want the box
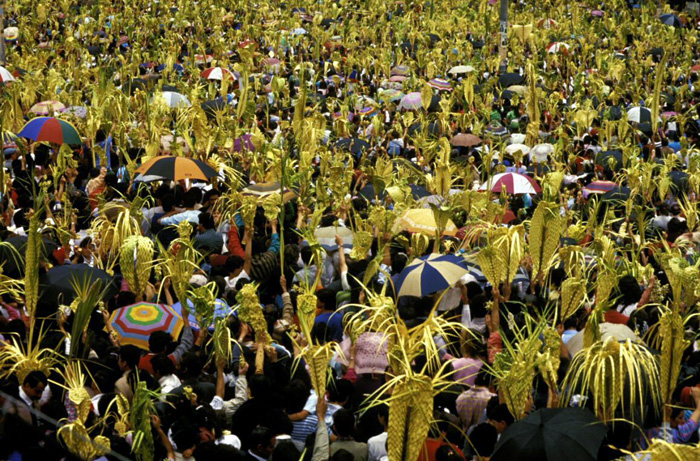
[392,209,458,237]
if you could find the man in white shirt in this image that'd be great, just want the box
[367,406,389,461]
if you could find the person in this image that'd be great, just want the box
[115,344,142,401]
[244,426,276,461]
[644,387,700,447]
[468,423,498,461]
[367,405,388,461]
[330,408,368,460]
[456,370,495,431]
[139,302,194,375]
[194,212,224,255]
[7,371,48,426]
[315,288,344,342]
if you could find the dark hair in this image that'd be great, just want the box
[119,345,142,369]
[284,380,310,414]
[183,189,199,208]
[316,288,336,311]
[327,379,353,404]
[332,408,356,437]
[23,370,48,388]
[161,194,176,212]
[470,423,498,457]
[198,212,215,230]
[225,255,244,274]
[248,374,271,399]
[151,353,176,377]
[470,293,488,318]
[148,330,173,353]
[487,404,514,426]
[331,449,354,461]
[179,352,203,379]
[300,246,314,265]
[271,440,301,461]
[249,426,275,451]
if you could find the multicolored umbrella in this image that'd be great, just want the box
[29,100,67,115]
[358,106,379,117]
[200,67,236,81]
[134,155,218,181]
[392,208,458,237]
[582,180,617,198]
[378,88,404,103]
[18,117,82,145]
[399,92,423,110]
[428,78,452,91]
[395,253,468,297]
[479,172,541,194]
[537,18,557,28]
[546,42,570,54]
[110,302,184,350]
[0,66,15,83]
[171,299,233,331]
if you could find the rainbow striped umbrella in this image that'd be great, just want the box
[378,89,404,102]
[110,302,184,350]
[18,117,82,145]
[428,78,452,91]
[358,106,379,117]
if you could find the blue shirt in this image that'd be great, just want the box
[315,311,344,342]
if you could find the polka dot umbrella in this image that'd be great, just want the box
[110,302,184,350]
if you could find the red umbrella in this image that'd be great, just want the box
[200,67,236,81]
[479,172,541,194]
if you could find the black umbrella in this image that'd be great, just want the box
[408,121,440,137]
[595,150,625,171]
[499,73,525,87]
[335,137,370,156]
[122,78,148,95]
[602,185,632,202]
[0,235,58,278]
[669,170,689,193]
[491,408,606,461]
[201,98,228,119]
[39,264,118,305]
[660,13,682,27]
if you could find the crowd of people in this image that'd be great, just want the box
[1,0,700,460]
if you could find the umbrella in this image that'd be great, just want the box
[491,408,606,461]
[669,171,689,193]
[484,121,510,137]
[566,323,640,357]
[479,172,541,194]
[505,143,530,156]
[427,78,452,91]
[595,150,625,171]
[537,18,557,28]
[110,302,185,350]
[153,91,191,109]
[0,235,58,277]
[451,133,482,147]
[392,209,458,237]
[507,85,527,96]
[134,156,218,181]
[18,117,82,145]
[201,98,228,119]
[408,121,440,137]
[64,106,88,119]
[447,65,476,75]
[121,78,148,95]
[499,72,525,87]
[391,65,410,76]
[582,180,617,197]
[171,299,233,331]
[335,137,370,156]
[200,67,235,81]
[602,186,632,202]
[395,253,468,298]
[359,184,430,201]
[462,258,532,287]
[314,226,354,251]
[399,92,423,110]
[530,143,553,162]
[378,88,404,103]
[39,264,117,305]
[0,66,15,83]
[546,42,570,54]
[29,100,67,115]
[660,13,682,27]
[233,134,255,152]
[627,107,658,124]
[241,182,296,202]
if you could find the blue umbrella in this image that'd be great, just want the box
[171,298,233,331]
[395,253,468,298]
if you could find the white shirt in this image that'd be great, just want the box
[159,374,182,395]
[225,270,250,293]
[368,432,388,461]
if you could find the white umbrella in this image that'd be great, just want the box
[0,66,15,83]
[505,143,530,156]
[567,323,640,357]
[154,91,191,109]
[627,106,658,124]
[448,65,476,75]
[530,143,554,162]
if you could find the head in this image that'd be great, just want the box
[151,353,176,380]
[148,330,173,354]
[198,212,215,232]
[22,371,48,402]
[487,404,514,434]
[327,379,353,406]
[118,345,142,372]
[225,255,244,278]
[271,440,301,461]
[249,426,276,458]
[316,288,336,312]
[670,406,688,429]
[470,423,498,459]
[248,374,271,399]
[332,408,356,438]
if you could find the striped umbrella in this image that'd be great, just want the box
[171,299,233,331]
[134,156,218,181]
[153,91,191,109]
[110,302,184,350]
[358,106,379,117]
[392,208,458,237]
[389,75,407,82]
[537,18,557,28]
[391,65,410,76]
[479,172,541,194]
[546,42,570,54]
[18,117,82,145]
[194,54,214,65]
[378,88,404,103]
[29,100,67,115]
[399,92,423,110]
[395,253,469,298]
[200,67,236,81]
[242,182,296,202]
[0,66,15,83]
[582,180,617,198]
[428,78,452,91]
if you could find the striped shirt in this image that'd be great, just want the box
[456,387,494,430]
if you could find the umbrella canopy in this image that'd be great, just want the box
[122,78,149,95]
[566,323,640,357]
[602,186,632,202]
[18,117,82,145]
[582,180,617,197]
[546,42,570,54]
[153,91,191,108]
[110,303,184,350]
[505,143,531,156]
[669,170,689,193]
[595,150,625,171]
[29,100,67,115]
[399,92,423,110]
[395,253,468,298]
[378,88,405,103]
[0,235,58,277]
[391,65,410,76]
[537,18,557,28]
[627,106,658,124]
[171,299,232,331]
[201,98,228,119]
[134,156,218,181]
[335,137,370,156]
[64,106,88,119]
[392,209,458,237]
[530,143,554,162]
[491,408,607,461]
[39,264,117,305]
[241,182,296,202]
[451,133,482,147]
[427,78,452,91]
[660,13,682,27]
[315,226,354,251]
[447,65,476,75]
[0,66,15,83]
[200,67,235,81]
[234,134,255,152]
[499,72,525,87]
[479,172,541,194]
[462,258,531,287]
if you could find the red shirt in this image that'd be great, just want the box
[417,439,465,461]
